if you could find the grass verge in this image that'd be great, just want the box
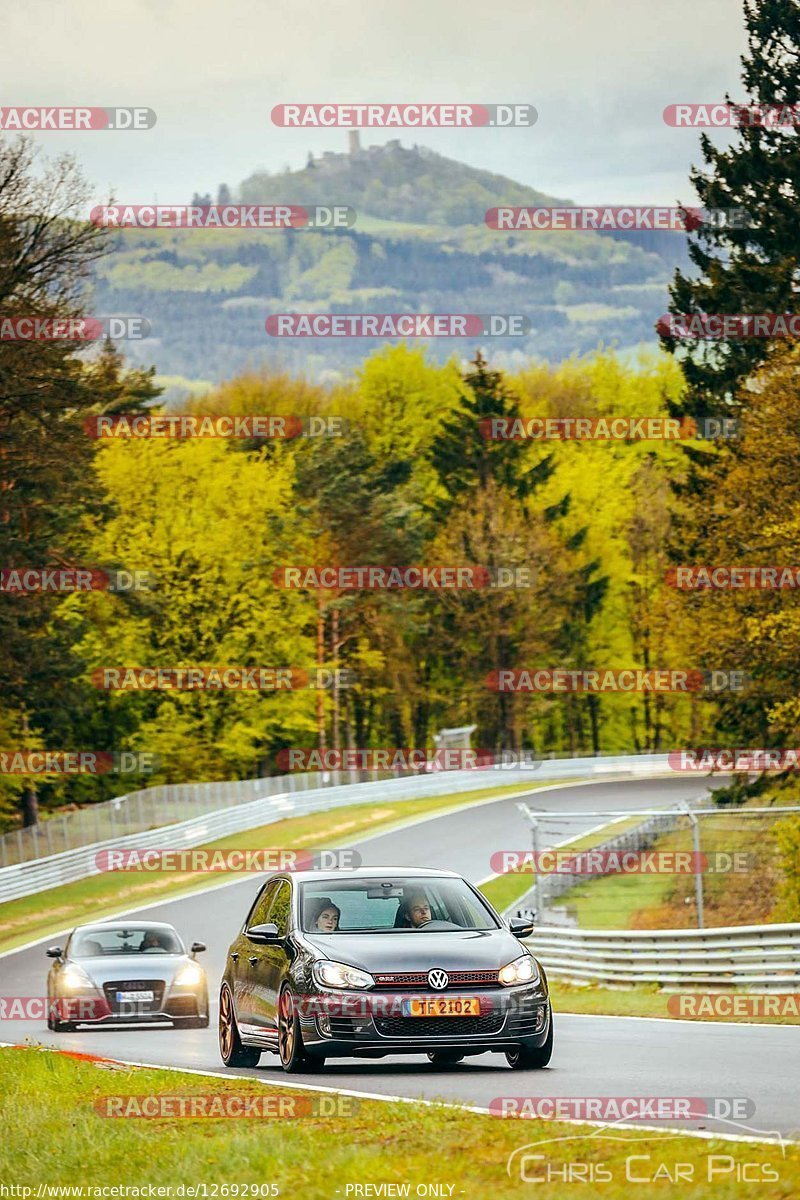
[0,1046,795,1196]
[565,803,790,930]
[0,781,547,954]
[478,813,644,913]
[549,980,800,1025]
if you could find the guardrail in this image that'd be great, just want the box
[525,923,800,991]
[0,753,675,904]
[0,772,323,868]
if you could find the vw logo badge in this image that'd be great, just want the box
[428,969,448,990]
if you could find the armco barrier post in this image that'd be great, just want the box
[682,802,705,928]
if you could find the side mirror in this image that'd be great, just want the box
[508,917,535,938]
[46,946,63,959]
[191,941,206,954]
[246,922,280,944]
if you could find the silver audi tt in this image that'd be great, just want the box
[45,920,209,1030]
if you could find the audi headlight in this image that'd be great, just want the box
[313,960,374,990]
[61,964,95,991]
[174,962,204,987]
[498,954,539,987]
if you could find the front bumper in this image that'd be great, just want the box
[53,987,208,1025]
[297,986,550,1058]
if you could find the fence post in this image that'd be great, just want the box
[682,804,704,929]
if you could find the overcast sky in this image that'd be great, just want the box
[2,0,747,206]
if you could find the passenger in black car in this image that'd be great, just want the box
[306,897,341,931]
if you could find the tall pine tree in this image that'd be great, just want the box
[661,0,800,417]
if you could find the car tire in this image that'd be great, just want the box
[277,986,318,1074]
[48,996,75,1033]
[219,984,261,1068]
[427,1052,465,1067]
[505,1005,553,1070]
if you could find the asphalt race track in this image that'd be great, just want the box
[2,774,798,1141]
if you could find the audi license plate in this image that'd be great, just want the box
[401,996,480,1017]
[116,990,153,1003]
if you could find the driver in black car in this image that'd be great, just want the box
[404,891,433,928]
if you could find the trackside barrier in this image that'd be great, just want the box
[524,923,800,991]
[0,754,675,903]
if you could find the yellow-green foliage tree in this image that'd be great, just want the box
[76,437,317,783]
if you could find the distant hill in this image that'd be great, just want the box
[239,138,568,225]
[94,142,689,395]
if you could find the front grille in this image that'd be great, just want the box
[372,970,499,989]
[102,980,165,1015]
[375,1010,504,1038]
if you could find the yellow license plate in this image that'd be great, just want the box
[402,996,480,1017]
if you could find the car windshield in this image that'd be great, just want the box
[71,927,183,957]
[299,878,499,933]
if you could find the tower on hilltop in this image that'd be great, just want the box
[348,130,361,156]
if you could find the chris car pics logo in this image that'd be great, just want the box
[506,1120,785,1185]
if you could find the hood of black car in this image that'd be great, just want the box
[303,927,528,973]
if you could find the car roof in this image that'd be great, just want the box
[70,920,180,934]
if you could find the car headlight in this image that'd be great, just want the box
[174,962,204,987]
[60,964,95,991]
[312,960,374,990]
[498,954,539,987]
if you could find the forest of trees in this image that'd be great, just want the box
[5,317,800,831]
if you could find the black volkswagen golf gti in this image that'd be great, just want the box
[219,866,552,1072]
